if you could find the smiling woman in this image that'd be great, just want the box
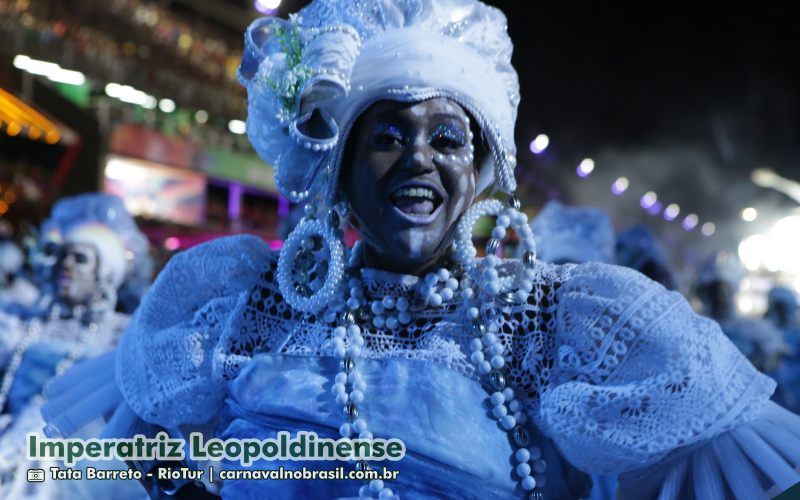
[343,99,480,274]
[41,1,800,499]
[52,243,100,307]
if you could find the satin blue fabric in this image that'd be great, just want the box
[5,343,69,416]
[217,354,589,499]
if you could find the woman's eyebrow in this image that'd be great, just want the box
[431,113,466,125]
[369,121,404,135]
[368,115,408,132]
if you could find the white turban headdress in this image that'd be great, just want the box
[40,194,148,290]
[531,201,617,265]
[239,0,520,204]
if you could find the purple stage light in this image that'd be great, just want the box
[682,214,699,231]
[647,201,663,216]
[576,158,595,177]
[529,134,549,154]
[663,203,680,221]
[255,0,280,15]
[640,191,657,209]
[611,177,629,195]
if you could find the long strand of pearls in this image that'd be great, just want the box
[417,268,460,307]
[0,320,40,417]
[329,202,546,498]
[465,310,546,497]
[330,249,393,499]
[457,195,547,498]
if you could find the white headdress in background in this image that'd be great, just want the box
[40,194,148,291]
[531,201,616,265]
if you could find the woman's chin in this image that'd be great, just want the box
[391,230,442,260]
[363,233,450,275]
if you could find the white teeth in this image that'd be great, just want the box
[394,187,435,200]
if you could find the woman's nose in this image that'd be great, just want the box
[60,252,76,270]
[400,140,435,174]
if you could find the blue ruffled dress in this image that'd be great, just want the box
[0,311,145,499]
[42,235,800,499]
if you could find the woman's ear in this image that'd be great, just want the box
[334,190,360,232]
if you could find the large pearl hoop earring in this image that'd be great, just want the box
[277,204,346,313]
[455,195,538,304]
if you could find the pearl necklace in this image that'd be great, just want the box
[0,320,41,422]
[325,245,546,499]
[0,311,97,431]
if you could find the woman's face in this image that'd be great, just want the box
[343,98,478,273]
[51,242,99,306]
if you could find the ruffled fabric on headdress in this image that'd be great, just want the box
[239,0,520,203]
[531,201,616,265]
[40,194,148,289]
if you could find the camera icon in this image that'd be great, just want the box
[27,469,45,482]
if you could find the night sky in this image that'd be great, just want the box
[487,2,800,258]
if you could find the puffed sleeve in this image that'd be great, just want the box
[42,235,270,437]
[533,262,800,498]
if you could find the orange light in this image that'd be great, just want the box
[0,87,61,143]
[4,191,16,204]
[0,200,8,215]
[6,121,21,136]
[44,129,60,144]
[27,126,41,140]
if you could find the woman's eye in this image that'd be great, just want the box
[429,124,466,150]
[373,133,404,148]
[371,125,405,149]
[44,242,59,256]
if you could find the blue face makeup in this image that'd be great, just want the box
[344,98,478,275]
[429,123,466,151]
[370,123,406,149]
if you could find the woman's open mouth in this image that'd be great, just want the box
[389,184,444,223]
[57,273,73,288]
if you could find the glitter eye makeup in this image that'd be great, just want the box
[370,122,406,149]
[429,122,466,151]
